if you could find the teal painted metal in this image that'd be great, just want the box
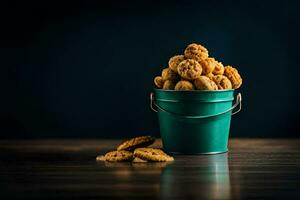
[151,89,242,154]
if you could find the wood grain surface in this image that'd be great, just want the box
[0,139,299,199]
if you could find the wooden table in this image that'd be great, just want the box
[0,139,299,199]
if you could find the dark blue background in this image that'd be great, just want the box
[2,0,300,138]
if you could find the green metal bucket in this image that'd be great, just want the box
[150,89,242,154]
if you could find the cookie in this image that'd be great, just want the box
[199,57,216,75]
[212,60,224,75]
[96,155,106,161]
[161,68,179,82]
[163,80,176,90]
[168,55,185,72]
[184,43,209,62]
[103,150,134,162]
[154,76,164,88]
[212,75,232,90]
[134,148,174,162]
[177,59,202,80]
[194,76,218,90]
[117,136,155,151]
[224,66,242,89]
[175,80,194,91]
[206,73,214,80]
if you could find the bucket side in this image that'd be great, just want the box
[154,90,235,154]
[158,109,232,154]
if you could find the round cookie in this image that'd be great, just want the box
[103,150,134,162]
[177,59,202,80]
[184,43,209,62]
[161,68,179,82]
[175,80,194,91]
[212,60,224,75]
[163,80,176,90]
[199,57,216,75]
[194,76,218,90]
[134,148,174,162]
[224,66,242,89]
[212,75,232,90]
[206,73,214,80]
[117,136,155,151]
[168,55,185,72]
[154,76,164,88]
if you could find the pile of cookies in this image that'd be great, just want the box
[154,43,243,90]
[96,136,174,162]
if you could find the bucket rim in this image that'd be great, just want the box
[154,88,235,93]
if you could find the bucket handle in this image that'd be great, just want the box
[150,92,242,118]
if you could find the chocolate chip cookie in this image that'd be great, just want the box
[102,150,134,162]
[177,59,202,80]
[212,75,232,90]
[224,66,242,89]
[199,57,216,75]
[212,60,224,75]
[174,80,194,91]
[194,76,218,90]
[154,76,164,88]
[184,43,209,62]
[117,136,155,151]
[134,148,174,162]
[161,68,179,82]
[168,55,185,72]
[163,80,176,90]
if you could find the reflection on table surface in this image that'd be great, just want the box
[95,153,231,199]
[160,153,230,199]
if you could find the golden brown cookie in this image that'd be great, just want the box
[184,43,209,62]
[96,155,106,161]
[161,68,179,81]
[117,136,155,151]
[177,59,202,80]
[168,55,185,72]
[212,60,224,75]
[132,157,148,163]
[194,76,218,90]
[154,76,164,88]
[174,80,194,91]
[212,75,232,90]
[199,57,216,75]
[163,80,176,90]
[103,150,134,162]
[224,66,242,89]
[134,148,174,162]
[206,73,214,80]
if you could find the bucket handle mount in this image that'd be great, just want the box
[150,93,242,118]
